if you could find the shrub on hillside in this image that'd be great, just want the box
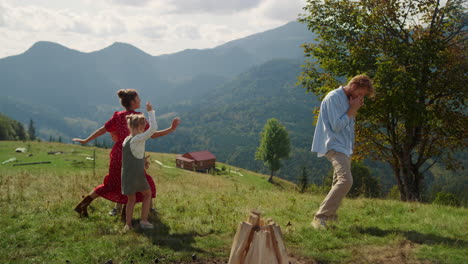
[433,192,460,207]
[386,185,401,200]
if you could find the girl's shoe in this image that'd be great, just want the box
[109,207,119,216]
[140,221,154,229]
[122,225,132,233]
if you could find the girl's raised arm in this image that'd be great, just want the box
[132,102,158,143]
[150,117,180,139]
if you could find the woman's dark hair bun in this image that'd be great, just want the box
[117,88,138,109]
[117,89,127,99]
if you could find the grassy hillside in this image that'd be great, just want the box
[0,141,466,264]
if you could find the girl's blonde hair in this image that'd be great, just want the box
[126,114,146,130]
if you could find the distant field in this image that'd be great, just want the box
[0,141,467,264]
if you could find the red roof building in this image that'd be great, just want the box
[175,151,216,172]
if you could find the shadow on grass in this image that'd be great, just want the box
[356,226,467,248]
[135,213,213,254]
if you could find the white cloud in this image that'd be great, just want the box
[166,0,263,14]
[0,0,305,58]
[0,3,5,26]
[141,25,167,39]
[110,0,152,6]
[258,0,306,21]
[174,25,201,40]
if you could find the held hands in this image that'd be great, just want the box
[146,102,153,112]
[347,96,364,117]
[349,96,364,110]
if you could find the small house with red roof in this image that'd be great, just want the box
[175,151,216,172]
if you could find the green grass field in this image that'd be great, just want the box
[0,141,467,264]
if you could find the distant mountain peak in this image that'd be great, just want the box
[25,41,77,55]
[107,42,138,49]
[96,42,151,57]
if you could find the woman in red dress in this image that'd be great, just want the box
[72,89,180,217]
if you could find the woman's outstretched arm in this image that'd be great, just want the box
[151,117,180,139]
[72,126,107,144]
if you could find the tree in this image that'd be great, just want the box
[255,118,291,182]
[12,122,27,141]
[298,166,309,193]
[28,119,36,141]
[299,0,467,201]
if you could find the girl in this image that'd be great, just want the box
[122,102,157,230]
[73,89,180,217]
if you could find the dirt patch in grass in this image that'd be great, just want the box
[350,240,433,264]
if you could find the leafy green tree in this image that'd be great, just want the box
[299,0,467,201]
[255,118,291,182]
[28,119,36,141]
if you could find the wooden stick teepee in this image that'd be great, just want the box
[228,211,290,264]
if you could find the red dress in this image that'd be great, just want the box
[93,110,156,204]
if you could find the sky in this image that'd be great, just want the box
[0,0,307,59]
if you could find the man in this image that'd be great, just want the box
[311,74,375,229]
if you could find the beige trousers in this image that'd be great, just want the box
[315,150,353,220]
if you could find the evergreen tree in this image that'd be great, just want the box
[28,119,36,141]
[298,166,309,193]
[14,122,27,141]
[255,118,291,182]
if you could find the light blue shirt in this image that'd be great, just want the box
[311,86,355,157]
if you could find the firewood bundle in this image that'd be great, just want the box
[228,211,290,264]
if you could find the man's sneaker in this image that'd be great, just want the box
[140,221,154,229]
[311,217,327,229]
